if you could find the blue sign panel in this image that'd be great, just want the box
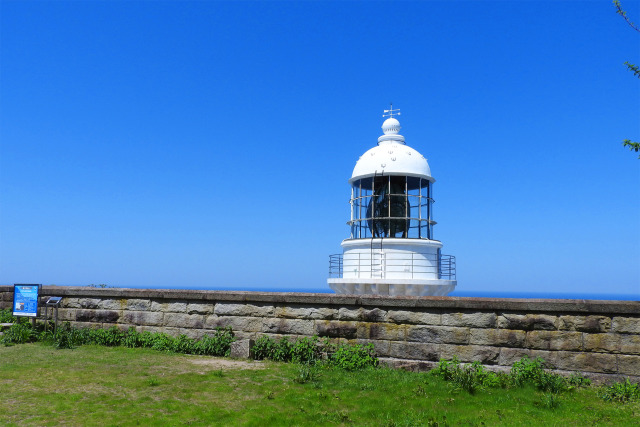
[13,284,40,317]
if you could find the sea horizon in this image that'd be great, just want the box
[5,283,637,301]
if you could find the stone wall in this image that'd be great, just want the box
[1,285,638,381]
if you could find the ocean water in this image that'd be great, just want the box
[5,283,637,301]
[124,285,638,301]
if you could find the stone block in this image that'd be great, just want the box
[275,306,337,320]
[442,312,497,328]
[315,320,358,339]
[526,331,582,351]
[362,308,387,322]
[121,311,164,326]
[406,326,469,344]
[99,299,126,310]
[498,348,531,366]
[617,355,640,376]
[387,310,441,325]
[356,323,406,341]
[497,314,557,331]
[163,313,204,329]
[558,315,611,333]
[166,302,187,313]
[439,344,500,364]
[126,299,151,311]
[204,315,263,332]
[583,333,620,353]
[612,317,640,334]
[139,326,164,334]
[530,350,617,374]
[388,342,439,361]
[231,339,255,359]
[336,308,361,321]
[71,321,103,330]
[187,303,214,315]
[469,329,526,347]
[621,334,640,355]
[52,308,76,322]
[75,309,120,323]
[79,298,101,309]
[352,339,391,357]
[262,318,314,336]
[214,303,275,317]
[62,298,82,309]
[150,301,167,312]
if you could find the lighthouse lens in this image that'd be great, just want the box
[350,176,433,240]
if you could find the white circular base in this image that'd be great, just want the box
[328,278,456,296]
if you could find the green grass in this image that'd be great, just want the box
[1,344,639,426]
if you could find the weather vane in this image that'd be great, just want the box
[383,103,401,118]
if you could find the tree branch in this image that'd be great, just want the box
[614,0,640,32]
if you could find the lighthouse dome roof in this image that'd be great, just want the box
[349,117,434,183]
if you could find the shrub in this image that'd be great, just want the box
[567,373,591,388]
[172,334,196,354]
[508,356,568,392]
[194,327,235,357]
[329,343,378,371]
[599,379,640,403]
[510,356,546,386]
[291,336,321,364]
[252,335,277,360]
[272,337,293,362]
[150,333,175,352]
[1,323,37,345]
[0,309,17,323]
[90,327,124,347]
[429,359,499,394]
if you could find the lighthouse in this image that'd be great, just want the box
[328,107,457,296]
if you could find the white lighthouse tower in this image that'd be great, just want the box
[328,107,457,296]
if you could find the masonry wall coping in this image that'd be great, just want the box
[1,285,637,314]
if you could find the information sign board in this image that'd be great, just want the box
[12,284,40,317]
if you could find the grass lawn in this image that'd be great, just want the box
[0,343,638,426]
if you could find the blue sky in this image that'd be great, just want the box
[1,1,638,296]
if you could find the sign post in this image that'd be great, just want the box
[12,284,41,318]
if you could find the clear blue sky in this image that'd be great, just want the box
[1,1,638,296]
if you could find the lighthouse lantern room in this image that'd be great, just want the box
[328,107,457,296]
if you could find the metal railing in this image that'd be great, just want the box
[329,253,456,280]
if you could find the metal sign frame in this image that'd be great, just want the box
[12,284,41,317]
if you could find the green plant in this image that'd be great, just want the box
[172,334,195,354]
[149,333,175,352]
[272,337,293,362]
[0,309,17,323]
[1,323,37,345]
[541,392,560,409]
[537,371,568,393]
[293,363,321,384]
[599,379,640,403]
[567,373,591,388]
[193,327,235,357]
[252,335,277,360]
[291,336,321,364]
[429,359,500,394]
[53,324,91,349]
[510,356,546,386]
[329,343,378,370]
[90,326,124,347]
